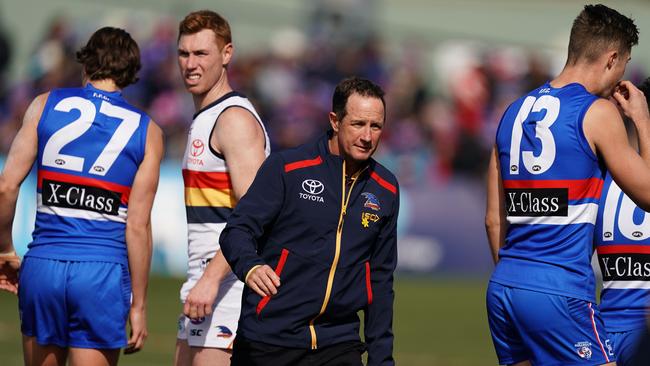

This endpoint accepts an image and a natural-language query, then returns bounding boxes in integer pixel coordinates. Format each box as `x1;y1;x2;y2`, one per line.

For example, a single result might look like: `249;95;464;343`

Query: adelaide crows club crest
361;192;381;211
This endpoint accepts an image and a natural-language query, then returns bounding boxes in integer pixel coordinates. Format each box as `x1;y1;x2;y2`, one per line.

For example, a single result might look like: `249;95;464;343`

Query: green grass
0;276;496;365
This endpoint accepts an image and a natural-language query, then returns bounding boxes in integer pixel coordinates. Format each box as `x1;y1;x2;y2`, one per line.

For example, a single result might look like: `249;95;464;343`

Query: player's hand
613;80;650;124
125;306;147;355
246;265;280;297
183;275;220;320
0;255;21;295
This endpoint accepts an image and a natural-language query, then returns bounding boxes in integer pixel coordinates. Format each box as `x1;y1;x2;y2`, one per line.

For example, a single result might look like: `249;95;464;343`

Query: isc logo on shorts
190;329;203;337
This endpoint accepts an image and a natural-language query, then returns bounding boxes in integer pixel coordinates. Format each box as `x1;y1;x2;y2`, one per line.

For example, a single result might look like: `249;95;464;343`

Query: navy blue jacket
220;132;399;365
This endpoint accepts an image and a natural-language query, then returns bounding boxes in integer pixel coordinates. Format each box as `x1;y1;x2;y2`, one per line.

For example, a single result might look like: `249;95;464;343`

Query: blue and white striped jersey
27;83;150;265
491;82;606;303
595;173;650;332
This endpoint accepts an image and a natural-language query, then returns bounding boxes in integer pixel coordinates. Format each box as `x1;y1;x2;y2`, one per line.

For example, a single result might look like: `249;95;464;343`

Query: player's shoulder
584;97;621;125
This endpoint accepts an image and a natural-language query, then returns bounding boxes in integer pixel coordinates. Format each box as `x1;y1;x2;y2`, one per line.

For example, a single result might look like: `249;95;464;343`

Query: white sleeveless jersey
180;92;270;300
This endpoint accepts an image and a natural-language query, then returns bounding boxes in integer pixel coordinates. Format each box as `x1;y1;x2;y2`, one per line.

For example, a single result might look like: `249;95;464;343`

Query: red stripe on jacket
284;156;323;173
256;249;290;316
370;171;397;194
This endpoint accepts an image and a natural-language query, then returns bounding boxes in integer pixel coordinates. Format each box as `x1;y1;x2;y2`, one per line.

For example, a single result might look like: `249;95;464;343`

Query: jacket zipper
308;162;366;349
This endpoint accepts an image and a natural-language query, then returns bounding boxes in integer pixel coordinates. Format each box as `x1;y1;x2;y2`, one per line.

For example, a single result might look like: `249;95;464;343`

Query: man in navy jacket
220;76;399;366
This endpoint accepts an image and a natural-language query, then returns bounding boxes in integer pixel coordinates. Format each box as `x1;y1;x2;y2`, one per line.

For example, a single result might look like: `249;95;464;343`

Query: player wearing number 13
485;4;650;366
0;27;163;365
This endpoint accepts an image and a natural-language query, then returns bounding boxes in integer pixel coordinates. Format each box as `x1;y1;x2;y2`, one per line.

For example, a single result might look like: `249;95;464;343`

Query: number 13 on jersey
509;95;560;175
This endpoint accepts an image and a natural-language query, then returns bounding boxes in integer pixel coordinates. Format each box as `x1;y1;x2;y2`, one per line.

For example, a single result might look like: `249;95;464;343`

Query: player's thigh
68;347;120;366
510;289;615;365
66;261;131;349
608;329;645;366
485;282;531;365
18;257;69;346
191;347;232;366
175;339;192;366
22;335;68;366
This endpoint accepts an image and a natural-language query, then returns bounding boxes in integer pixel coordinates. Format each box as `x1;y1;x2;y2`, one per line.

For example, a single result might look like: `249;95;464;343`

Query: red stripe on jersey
597;245;650;255
182;170;232;190
370;171;397;194
284;156;323;173
38;170;130;204
503;178;603;200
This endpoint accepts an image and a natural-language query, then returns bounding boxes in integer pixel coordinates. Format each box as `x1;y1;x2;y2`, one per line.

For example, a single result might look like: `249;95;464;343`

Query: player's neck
550;63;603;95
193;73;232;111
87;79;120;93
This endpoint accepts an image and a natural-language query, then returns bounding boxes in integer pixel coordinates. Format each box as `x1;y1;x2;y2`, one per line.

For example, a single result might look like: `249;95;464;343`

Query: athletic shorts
176;277;243;348
607;328;645;366
18;256;131;349
486;281;615;365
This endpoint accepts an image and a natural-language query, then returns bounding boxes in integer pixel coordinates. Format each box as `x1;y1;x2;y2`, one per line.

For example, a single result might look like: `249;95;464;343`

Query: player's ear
329;112;340;132
606;50;619;70
222;43;233;67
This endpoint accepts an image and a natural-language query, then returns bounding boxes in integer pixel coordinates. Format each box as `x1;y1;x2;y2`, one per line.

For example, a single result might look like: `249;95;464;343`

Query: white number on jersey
602;181;650;241
42;96;141;175
509;95;560;175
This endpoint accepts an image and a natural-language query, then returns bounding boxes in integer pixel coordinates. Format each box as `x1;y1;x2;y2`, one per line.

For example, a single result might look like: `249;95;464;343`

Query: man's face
177;29;231;96
330;93;385;165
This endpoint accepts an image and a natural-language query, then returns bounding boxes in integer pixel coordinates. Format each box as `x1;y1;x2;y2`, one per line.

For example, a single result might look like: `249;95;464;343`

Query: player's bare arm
212;106;267;199
485;145;506;264
124;120;163;354
584;96;650;211
0;93;47;294
184;106;268;316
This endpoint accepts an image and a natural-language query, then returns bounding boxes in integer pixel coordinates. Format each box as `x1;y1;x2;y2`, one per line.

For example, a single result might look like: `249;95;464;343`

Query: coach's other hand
246;265;280;297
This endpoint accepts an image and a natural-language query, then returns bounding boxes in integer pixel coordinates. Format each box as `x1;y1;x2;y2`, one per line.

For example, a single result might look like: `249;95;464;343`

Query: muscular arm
0;93;47;294
124;121;163;353
0;93;47;253
184;106;267;318
212;106;267;200
485;145;506;264
584;87;650;210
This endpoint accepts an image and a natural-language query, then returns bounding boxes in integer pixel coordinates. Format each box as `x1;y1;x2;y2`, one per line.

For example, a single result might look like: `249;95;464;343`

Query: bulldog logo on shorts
574;341;593;360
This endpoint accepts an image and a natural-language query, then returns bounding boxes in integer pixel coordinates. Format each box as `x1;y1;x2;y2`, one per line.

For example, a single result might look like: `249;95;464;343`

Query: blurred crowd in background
0;7;647;190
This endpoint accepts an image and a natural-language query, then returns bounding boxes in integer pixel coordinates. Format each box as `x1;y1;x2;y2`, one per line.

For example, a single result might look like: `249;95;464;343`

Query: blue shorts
18;256;131;349
487;281;615;365
607;328;645;366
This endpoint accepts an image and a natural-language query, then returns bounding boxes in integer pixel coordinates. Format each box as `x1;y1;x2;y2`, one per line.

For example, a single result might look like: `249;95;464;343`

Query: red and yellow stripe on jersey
183;169;236;223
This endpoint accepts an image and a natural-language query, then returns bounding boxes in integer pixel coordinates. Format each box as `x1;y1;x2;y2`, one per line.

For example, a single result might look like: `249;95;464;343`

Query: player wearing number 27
0;27;163;366
485;4;650;366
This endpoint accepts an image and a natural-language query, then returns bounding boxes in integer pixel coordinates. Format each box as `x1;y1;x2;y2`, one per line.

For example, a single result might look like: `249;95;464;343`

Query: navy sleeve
364;184;399;366
219;153;286;281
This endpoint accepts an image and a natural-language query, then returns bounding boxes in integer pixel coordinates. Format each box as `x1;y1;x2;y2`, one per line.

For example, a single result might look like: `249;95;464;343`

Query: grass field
0;276;495;365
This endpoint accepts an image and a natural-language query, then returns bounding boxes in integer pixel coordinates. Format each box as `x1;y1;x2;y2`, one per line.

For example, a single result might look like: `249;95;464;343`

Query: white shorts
177;277;243;348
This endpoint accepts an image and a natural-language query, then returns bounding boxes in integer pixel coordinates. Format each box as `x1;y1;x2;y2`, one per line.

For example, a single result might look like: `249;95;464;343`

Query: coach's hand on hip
246;265;280;297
